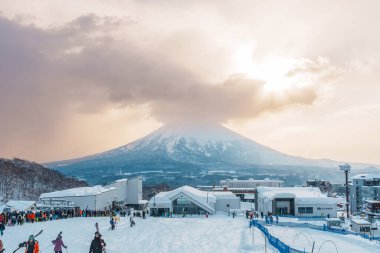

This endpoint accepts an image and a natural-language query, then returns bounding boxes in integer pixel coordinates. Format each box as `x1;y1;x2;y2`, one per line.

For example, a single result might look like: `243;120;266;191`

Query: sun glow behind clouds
232;46;312;92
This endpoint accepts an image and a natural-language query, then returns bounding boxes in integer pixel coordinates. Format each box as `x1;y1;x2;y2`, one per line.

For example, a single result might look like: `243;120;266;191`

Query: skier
89;232;106;253
130;216;135;227
110;217;115;230
21;235;40;253
52;235;67;253
0;239;4;253
142;210;146;219
0;221;5;236
275;215;279;224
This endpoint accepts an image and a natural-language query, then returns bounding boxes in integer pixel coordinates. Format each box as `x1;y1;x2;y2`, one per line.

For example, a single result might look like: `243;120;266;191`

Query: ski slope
2;214;379;253
0;215;273;253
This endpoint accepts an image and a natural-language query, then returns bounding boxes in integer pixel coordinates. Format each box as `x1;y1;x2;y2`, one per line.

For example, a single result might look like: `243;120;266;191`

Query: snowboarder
52;235;67;253
0;239;4;253
89;232;106;253
21;235;40;253
0;221;5;236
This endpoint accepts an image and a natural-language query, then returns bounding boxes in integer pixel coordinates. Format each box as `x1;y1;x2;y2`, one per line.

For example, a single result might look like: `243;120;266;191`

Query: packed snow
2;214;380;253
1;214;274;253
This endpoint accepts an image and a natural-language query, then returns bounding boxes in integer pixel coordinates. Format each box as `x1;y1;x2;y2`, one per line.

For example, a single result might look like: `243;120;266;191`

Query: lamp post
339;164;351;219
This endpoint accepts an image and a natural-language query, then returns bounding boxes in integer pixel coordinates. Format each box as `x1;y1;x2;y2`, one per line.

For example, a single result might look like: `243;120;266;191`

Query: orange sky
0;0;380;164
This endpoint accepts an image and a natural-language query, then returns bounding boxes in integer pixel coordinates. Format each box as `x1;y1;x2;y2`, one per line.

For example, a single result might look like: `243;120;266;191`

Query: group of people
0;206;138;237
0;208;120;228
0;222;117;253
0;233;67;253
0;206;148;253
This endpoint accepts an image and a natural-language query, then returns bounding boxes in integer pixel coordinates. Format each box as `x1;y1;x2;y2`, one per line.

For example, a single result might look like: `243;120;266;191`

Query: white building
220;178;284;188
40;186;117;210
256;187;339;217
107;177;142;204
0;200;36;213
149;185;240;216
351;219;372;234
40;177;143;210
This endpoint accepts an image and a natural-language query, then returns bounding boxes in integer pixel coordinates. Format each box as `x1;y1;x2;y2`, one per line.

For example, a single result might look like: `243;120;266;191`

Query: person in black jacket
89;232;106;253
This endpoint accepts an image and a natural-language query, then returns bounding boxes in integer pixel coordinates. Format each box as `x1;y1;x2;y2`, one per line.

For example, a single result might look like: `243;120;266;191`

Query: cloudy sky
1;0;379;164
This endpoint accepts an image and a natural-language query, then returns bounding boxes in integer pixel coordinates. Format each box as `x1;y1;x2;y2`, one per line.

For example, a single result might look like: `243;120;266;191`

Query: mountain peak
150;121;247;142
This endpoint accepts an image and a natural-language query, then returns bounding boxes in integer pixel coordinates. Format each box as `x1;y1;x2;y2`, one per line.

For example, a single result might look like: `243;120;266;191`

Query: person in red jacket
22;235;39;253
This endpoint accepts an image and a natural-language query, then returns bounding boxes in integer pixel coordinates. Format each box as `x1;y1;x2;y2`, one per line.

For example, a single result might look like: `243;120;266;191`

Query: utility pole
339;164;351;219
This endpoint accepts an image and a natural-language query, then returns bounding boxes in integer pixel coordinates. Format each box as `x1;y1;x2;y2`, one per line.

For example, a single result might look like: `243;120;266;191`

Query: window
298;207;313;214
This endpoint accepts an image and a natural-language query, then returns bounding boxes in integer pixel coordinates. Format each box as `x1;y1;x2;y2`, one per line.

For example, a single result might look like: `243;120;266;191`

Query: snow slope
1;215;274;253
2;215;379;253
266;224;380;253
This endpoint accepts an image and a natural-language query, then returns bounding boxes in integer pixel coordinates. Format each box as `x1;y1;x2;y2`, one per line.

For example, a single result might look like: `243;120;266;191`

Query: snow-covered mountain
47;121;379;185
91;121;309;166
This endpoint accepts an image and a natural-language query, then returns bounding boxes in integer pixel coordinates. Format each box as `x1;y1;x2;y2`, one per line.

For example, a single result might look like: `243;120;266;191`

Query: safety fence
255;220;380;241
250;220;307;253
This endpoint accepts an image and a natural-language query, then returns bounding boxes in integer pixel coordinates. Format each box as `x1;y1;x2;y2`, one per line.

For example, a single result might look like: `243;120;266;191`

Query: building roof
351;219;371;225
257;187;339;204
40;185;116;199
5;200;36;211
352;174;380;180
212;191;238;199
222;178;284;183
148;185;238;214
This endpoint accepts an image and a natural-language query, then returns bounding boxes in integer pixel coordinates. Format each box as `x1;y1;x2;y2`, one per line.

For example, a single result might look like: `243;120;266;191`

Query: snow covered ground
2;214;379;253
266;224;380;253
1;215;274;253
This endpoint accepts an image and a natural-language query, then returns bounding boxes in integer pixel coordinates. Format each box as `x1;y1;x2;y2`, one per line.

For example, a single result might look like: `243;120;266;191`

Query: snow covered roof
5;200;36;211
244;194;255;200
257;187;339;204
115;178;129;182
212;191;239;200
352;174;380;180
351;219;371;225
148;186;238;214
40;185;116;199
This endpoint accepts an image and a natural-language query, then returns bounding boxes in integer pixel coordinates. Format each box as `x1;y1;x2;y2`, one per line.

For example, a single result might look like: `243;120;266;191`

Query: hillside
0;158;88;202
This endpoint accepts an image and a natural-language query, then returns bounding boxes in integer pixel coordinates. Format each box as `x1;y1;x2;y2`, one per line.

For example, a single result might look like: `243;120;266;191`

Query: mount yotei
46;122;379;186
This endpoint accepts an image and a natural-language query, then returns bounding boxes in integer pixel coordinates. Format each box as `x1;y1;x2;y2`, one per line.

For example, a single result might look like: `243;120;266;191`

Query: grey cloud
0;14;318;155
